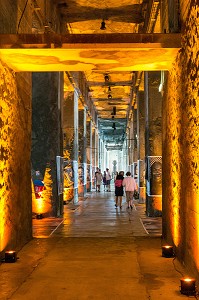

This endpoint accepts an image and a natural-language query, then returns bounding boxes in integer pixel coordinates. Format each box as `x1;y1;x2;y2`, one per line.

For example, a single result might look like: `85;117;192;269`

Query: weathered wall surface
63;91;75;201
162;1;199;278
0;61;32;253
0;1;33;254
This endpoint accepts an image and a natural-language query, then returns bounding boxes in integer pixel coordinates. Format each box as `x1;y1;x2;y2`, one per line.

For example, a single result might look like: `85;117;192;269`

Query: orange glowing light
168;81;181;247
183;278;193;282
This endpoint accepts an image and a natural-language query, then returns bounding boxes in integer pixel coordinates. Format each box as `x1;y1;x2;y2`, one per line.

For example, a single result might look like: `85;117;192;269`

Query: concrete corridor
1;188;187;300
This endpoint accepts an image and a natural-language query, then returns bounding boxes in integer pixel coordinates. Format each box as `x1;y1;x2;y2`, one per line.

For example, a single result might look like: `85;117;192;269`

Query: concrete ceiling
55;0;180;147
0;0;181;149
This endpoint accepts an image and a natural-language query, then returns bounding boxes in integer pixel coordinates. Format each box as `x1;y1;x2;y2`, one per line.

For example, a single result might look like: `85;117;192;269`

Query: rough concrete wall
0;1;32;254
148;72;162;156
63;91;74;201
162;1;199;278
31;72;62;217
0;0;32;34
32;0;61;34
78;108;84;195
0;61;32;253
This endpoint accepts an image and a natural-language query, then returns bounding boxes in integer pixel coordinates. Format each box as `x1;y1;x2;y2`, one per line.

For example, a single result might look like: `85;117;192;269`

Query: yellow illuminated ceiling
0;34;181;72
1;0;181;146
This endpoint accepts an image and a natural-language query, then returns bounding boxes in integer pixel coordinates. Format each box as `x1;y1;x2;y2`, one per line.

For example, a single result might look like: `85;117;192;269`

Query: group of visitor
95;167;138;209
114;171;137;209
95;168;111;192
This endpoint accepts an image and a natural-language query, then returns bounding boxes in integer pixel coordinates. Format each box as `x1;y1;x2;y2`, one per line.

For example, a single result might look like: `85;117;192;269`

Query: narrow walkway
1;189;186;300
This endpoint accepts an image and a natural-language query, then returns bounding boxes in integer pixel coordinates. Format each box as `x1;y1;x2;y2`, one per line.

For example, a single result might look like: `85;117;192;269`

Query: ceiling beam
0;33;181;72
88;81;133;87
0;33;181;48
91;98;128;102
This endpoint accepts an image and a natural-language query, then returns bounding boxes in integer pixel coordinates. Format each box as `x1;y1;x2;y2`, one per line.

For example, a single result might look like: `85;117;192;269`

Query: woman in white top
95;169;103;192
122;171;138;209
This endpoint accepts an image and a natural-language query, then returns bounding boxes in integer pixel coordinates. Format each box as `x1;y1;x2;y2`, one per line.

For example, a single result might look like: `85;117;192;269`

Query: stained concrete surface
0;189;188;299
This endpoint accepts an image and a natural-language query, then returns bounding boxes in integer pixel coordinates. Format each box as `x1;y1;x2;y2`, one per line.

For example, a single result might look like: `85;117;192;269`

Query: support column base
146;195;162;217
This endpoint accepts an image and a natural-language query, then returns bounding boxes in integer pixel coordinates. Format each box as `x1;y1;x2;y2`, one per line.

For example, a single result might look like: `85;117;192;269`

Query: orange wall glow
32;167;52;216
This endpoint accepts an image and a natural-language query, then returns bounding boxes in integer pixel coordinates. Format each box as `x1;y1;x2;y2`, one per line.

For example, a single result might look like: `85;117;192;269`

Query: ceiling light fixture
113;106;116;115
100;20;106;30
104;74;109;82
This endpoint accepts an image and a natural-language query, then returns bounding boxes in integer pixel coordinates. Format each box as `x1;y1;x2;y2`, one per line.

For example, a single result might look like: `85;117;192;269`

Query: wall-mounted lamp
180;278;196;295
113;106;116;116
5;251;17;263
162;245;174;258
100;20;106;30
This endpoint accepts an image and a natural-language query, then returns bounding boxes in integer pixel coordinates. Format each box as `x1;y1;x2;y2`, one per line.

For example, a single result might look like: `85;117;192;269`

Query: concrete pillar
78;104;84;197
73;89;79;204
95;128;99;169
32;72;63;217
92;124;96;189
145;71;162;217
89;119;93;191
83;107;87;196
86;115;91;192
137;91;146;203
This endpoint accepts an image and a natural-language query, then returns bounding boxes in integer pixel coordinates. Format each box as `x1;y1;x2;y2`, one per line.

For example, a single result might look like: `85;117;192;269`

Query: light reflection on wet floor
53;189;162;238
33;188;162;238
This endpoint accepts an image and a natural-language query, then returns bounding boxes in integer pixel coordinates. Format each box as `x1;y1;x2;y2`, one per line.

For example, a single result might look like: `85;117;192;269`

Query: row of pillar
32;71;163;217
127;71;162;217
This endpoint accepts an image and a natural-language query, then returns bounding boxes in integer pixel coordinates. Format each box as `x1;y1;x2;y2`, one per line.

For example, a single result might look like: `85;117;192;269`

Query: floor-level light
162;245;174;257
180;278;196;295
5;251;17;263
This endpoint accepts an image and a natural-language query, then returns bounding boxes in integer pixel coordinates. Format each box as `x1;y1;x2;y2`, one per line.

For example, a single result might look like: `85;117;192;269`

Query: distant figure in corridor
95;168;103;192
103;171;107;191
122;171;138;209
105;168;111;192
114;171;124;208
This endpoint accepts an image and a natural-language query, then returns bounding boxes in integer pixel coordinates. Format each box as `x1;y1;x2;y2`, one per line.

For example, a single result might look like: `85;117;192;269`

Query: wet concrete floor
0;189;188;299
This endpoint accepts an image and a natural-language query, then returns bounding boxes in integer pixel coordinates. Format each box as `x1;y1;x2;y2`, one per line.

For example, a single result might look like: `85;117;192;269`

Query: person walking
103;171;107;191
122;171;138;209
105;168;111;191
114;171;124;208
95;169;103;192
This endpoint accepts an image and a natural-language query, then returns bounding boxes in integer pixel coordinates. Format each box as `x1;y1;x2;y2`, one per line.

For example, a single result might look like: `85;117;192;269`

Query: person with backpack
114;171;124;208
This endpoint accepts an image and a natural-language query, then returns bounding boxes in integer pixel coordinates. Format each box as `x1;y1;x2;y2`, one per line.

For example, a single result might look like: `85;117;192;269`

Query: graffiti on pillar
56;156;64;195
78;163;84;187
133;162;138;179
146;156;162;196
63;159;74;201
138;159;145;187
